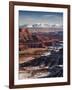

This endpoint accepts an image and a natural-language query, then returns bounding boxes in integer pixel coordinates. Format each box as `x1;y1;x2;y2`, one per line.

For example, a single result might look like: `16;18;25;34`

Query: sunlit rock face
19;27;63;50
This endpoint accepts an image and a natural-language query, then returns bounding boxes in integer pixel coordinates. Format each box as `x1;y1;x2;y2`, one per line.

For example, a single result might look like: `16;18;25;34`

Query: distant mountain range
20;23;63;28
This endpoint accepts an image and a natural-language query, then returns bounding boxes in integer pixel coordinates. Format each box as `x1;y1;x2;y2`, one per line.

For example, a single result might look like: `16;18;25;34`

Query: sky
19;10;63;27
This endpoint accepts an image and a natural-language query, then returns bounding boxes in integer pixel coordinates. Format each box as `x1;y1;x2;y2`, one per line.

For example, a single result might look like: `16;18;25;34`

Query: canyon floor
19;47;63;79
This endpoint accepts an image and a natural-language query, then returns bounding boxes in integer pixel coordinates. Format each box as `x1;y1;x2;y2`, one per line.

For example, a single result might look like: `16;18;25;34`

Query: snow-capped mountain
20;23;63;28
